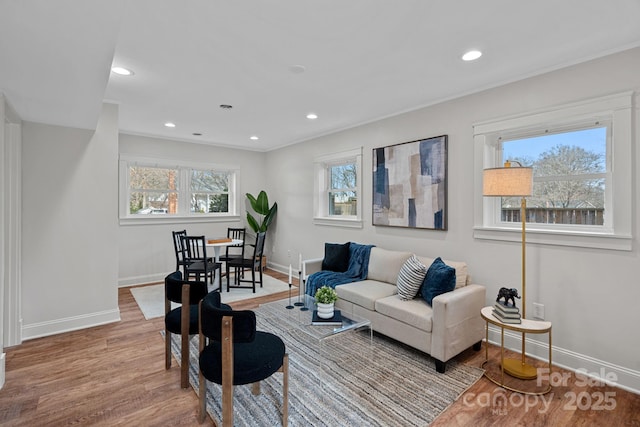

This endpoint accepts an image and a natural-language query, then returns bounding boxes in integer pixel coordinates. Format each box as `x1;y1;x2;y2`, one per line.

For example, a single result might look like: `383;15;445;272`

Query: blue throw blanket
305;243;375;297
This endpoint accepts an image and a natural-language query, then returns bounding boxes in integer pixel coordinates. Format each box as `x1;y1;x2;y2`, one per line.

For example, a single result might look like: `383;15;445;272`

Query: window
190;170;230;214
314;147;363;228
474;92;633;251
119;155;239;223
501;125;608;227
328;162;357;216
129;166;178;215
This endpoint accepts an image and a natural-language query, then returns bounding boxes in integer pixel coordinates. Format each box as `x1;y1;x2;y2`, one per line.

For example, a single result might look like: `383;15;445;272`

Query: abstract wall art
372;135;447;230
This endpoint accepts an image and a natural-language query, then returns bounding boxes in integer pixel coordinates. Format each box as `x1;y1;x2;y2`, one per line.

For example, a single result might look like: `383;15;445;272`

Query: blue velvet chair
197;291;288;425
164;271;209;388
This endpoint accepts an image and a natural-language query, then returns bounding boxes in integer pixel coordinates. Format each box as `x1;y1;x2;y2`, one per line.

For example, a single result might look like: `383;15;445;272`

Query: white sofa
303;247;486;373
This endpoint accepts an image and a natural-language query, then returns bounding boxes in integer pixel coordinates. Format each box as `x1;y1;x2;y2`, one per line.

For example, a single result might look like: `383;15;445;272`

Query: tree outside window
129;166;177;214
191;170;230;214
329;162;357;216
502;126;607;226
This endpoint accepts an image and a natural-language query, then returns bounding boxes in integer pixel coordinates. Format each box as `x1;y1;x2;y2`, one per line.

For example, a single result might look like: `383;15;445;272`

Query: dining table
206;238;243;289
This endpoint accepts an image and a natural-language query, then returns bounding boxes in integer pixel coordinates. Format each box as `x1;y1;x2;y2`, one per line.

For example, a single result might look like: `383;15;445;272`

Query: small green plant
315;286;338;304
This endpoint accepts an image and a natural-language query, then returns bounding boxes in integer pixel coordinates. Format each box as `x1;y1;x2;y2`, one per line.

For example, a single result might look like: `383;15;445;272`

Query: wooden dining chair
218;227;246;266
225;231;265;293
181;235;222;290
172;230;190;275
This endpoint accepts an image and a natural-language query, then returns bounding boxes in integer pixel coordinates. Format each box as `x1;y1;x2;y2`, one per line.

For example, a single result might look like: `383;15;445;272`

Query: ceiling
2;1;640;152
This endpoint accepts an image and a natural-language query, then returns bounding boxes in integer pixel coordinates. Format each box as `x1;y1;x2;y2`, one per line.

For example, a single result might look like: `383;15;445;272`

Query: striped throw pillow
396;255;427;300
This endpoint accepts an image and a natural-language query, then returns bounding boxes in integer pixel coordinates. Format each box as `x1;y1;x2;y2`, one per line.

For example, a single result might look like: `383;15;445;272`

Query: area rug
169;298;484;426
131;274;291;320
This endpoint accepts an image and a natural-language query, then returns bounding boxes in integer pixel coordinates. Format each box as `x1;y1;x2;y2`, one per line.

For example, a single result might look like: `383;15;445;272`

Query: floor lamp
483;160;536;379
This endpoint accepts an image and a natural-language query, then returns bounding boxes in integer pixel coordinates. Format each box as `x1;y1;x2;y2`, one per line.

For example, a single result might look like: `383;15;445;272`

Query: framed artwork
372;135;447;230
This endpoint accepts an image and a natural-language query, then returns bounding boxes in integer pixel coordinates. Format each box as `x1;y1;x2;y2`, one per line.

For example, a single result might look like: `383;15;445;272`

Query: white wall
21;103;120;339
117;134;268;286
265;47;640;392
1;94;23;388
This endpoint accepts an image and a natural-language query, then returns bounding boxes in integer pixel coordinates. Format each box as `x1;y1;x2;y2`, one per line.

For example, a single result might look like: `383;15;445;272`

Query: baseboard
118;272;168;287
22;309;121;341
269;262;295;276
487;325;640;395
0;353;5;390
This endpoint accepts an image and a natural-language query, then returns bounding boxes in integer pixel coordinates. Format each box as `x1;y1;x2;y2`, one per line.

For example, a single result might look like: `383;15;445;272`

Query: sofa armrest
302;257;324;279
430;284;486;363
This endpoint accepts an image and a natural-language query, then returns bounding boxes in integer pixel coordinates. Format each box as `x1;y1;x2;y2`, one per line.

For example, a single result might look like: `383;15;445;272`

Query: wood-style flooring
1;269;638;426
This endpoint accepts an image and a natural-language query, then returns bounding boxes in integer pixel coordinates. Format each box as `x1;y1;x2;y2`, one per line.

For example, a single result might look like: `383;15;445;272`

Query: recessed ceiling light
289;64;306;74
462;50;482;61
250;136;259;141
219;104;233;110
192;132;202;136
164;122;176;128
111;66;134;76
306;113;318;120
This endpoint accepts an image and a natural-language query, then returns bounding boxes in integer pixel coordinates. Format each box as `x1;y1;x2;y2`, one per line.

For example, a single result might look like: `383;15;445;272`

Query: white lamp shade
483;166;533;197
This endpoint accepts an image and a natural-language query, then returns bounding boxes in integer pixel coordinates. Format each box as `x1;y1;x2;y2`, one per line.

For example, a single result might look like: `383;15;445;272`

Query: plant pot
316;302;335;319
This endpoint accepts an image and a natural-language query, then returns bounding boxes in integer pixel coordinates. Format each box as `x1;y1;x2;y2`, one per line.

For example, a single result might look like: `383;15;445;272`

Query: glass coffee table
275;294;373;343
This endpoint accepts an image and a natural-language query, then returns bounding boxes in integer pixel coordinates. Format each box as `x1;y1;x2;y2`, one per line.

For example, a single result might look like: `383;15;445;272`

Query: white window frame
473;92;633;251
313;147;363;228
119;155;241;225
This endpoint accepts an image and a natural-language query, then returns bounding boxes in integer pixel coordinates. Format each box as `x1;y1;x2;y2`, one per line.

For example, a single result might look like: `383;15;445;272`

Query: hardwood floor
1;269;638;426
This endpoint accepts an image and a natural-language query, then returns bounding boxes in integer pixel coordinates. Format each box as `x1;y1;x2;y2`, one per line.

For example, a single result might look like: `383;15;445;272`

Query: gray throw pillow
396;255;427;300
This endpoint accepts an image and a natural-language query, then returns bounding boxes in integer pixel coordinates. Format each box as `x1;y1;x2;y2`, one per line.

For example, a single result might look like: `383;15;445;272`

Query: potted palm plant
245;190;277;270
246;190;278;233
315;286;338;319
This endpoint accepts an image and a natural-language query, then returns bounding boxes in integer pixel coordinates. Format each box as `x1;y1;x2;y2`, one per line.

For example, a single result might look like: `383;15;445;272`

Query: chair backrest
251;231;267;265
199;291;256;343
225;227;246;257
182;235;208;263
165;270;208;305
172;230;187;271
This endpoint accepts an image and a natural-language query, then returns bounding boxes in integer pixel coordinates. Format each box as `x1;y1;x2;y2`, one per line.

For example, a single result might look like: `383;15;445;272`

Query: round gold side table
480;306;552;395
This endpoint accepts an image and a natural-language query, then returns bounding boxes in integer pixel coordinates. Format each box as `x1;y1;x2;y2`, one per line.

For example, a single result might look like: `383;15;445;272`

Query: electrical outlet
533;303;545;320
287;250;291;259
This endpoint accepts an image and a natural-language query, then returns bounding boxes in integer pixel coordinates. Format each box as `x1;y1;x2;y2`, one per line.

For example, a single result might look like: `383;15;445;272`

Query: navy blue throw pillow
421;257;456;305
322;242;350;272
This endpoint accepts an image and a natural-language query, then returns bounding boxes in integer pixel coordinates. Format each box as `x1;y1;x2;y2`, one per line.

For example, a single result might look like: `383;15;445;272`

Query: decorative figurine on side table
496;287;521;308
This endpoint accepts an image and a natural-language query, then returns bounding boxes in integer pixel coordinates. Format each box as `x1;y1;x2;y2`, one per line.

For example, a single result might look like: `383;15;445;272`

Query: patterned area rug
170;299;484;426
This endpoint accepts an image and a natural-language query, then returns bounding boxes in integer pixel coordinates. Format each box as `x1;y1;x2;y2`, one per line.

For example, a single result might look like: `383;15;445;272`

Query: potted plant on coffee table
315;286;338;319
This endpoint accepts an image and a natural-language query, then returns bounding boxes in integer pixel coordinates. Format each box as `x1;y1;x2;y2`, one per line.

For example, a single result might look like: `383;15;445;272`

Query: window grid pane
501;126;607;226
329;191;357;216
191;193;229;214
328;162;357;216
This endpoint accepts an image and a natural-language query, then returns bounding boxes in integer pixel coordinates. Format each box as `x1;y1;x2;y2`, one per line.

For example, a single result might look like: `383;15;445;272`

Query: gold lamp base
502;358;538;380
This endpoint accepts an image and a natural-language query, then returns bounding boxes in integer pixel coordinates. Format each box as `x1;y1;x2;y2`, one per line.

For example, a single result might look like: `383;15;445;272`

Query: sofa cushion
416;255;468;288
335;280;397;311
421;257;456;305
396;255;427;300
375;295;433;332
367;247;412;284
322;242;350;272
